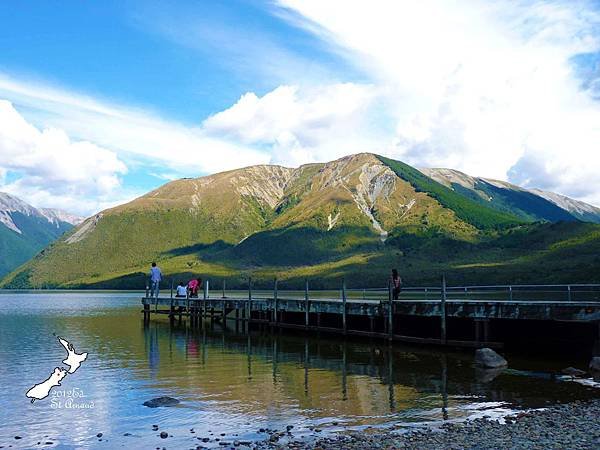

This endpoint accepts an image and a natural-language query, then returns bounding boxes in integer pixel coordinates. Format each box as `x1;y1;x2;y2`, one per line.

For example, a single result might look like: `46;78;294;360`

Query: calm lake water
1;291;599;449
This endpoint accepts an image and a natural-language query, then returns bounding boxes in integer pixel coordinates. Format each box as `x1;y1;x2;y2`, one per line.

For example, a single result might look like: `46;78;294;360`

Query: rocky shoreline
255;399;600;450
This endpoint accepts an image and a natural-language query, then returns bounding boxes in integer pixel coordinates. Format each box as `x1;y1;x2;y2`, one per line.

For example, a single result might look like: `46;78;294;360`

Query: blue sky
0;0;599;215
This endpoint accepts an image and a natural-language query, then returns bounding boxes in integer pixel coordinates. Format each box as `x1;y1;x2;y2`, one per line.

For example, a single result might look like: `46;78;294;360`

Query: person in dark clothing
391;269;402;300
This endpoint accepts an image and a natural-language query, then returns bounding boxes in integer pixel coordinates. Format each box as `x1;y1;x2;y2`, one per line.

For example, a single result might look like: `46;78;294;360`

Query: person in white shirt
175;282;187;298
149;262;162;298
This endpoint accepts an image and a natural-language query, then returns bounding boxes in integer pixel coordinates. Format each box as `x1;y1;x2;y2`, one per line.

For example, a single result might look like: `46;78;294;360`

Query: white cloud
3;0;600;213
0;74;272;215
0;100;130;216
202;83;383;167
274;0;600;206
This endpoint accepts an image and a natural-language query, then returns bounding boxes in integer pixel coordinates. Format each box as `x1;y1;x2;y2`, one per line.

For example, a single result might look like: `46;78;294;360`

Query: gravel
255;399;600;450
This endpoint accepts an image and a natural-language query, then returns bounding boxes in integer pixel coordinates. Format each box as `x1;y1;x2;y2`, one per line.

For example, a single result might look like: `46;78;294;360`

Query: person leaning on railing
391;268;402;300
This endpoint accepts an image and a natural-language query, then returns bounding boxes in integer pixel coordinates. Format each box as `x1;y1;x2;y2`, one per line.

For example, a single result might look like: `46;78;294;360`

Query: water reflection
0;293;598;449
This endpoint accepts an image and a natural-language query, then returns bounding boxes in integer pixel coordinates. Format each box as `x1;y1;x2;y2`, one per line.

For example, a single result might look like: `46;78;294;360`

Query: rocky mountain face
2;154;599;289
0;192;84;278
420;168;600;223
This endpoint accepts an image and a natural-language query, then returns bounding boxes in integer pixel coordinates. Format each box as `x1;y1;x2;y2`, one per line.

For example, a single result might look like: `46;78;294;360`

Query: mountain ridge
420;167;600;223
0;192;84;278
2;154;599;289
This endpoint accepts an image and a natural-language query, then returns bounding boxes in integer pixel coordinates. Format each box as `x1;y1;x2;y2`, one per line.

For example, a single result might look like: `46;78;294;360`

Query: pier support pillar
388;281;394;340
342;279;347;334
441;275;447;345
143;303;150;326
483;320;490;342
304;279;310;329
474;319;490;343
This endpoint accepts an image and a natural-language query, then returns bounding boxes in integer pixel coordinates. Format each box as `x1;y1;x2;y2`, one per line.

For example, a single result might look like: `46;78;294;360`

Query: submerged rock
475;366;505;383
143;396;180;408
474;348;508;369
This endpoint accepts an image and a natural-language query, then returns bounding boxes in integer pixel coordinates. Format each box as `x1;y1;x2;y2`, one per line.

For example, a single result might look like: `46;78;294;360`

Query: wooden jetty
142;279;600;350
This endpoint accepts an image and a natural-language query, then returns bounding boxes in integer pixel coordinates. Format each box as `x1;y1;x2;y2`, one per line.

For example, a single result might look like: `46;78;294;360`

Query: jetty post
222;281;227;321
304;279;310;328
342;279;347;334
388;280;394;340
274;277;279;324
247;277;252;322
222;279;226;299
202;279;208;320
441;275;447;344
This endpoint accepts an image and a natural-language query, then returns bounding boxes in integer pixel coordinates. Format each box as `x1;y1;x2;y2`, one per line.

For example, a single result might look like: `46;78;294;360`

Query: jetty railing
223;284;600;303
144;281;600;305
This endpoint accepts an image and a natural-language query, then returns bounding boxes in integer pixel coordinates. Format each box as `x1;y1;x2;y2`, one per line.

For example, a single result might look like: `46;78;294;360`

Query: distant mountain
420;168;600;224
0;192;83;278
3;153;599;289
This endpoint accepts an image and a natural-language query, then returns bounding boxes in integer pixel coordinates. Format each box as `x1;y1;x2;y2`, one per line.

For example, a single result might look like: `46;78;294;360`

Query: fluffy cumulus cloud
270;0;600;205
202;83;381;166
0;100;129;215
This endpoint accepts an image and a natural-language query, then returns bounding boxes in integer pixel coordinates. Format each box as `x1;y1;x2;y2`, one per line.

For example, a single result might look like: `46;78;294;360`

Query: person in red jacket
187;277;203;297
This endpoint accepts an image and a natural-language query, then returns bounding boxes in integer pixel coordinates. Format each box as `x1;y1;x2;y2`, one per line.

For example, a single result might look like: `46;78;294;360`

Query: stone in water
143;396;180;408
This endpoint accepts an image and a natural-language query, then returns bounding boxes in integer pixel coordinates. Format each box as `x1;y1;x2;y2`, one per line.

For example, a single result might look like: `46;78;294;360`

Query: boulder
562;367;587;378
474;348;508;369
143;396;180;408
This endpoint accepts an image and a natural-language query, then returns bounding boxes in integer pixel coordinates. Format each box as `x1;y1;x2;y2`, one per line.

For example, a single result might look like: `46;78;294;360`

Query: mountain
2;154;599;289
420;168;600;223
0;192;83;278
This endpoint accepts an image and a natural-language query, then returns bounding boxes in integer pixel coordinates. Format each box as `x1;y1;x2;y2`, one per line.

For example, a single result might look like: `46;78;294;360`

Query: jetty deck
142;281;600;350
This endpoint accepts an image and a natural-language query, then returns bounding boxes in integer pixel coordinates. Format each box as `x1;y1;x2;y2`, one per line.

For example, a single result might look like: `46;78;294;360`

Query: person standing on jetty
149;262;162;298
391;269;402;300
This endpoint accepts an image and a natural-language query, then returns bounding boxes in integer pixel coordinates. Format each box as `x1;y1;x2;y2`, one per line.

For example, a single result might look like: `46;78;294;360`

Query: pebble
251;399;600;449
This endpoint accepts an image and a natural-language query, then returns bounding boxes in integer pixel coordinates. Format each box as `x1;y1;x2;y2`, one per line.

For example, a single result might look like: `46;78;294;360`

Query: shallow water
0;291;598;449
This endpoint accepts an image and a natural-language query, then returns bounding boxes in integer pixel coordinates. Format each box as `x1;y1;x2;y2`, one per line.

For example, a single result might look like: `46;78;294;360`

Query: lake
1;291;598;449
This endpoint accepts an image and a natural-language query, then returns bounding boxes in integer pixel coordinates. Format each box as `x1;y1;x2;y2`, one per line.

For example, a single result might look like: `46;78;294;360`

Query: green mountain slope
378;156;522;229
2;154;599;289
